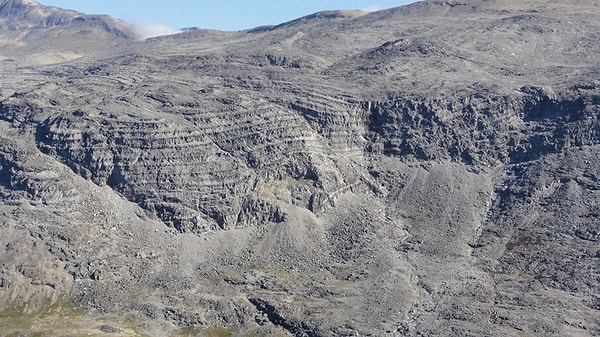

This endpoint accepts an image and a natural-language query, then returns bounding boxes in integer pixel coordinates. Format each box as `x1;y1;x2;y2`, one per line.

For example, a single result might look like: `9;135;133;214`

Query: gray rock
99;325;120;333
0;0;599;336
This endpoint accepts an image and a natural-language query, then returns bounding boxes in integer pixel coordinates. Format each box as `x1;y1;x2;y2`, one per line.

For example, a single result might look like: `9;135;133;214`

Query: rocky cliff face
0;0;599;336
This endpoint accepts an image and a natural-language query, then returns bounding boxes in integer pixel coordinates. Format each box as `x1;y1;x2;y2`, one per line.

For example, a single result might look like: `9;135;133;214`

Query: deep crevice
248;297;319;337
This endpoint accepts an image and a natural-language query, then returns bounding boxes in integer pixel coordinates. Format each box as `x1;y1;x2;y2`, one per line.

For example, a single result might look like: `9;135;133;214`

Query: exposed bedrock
1;0;600;335
20;84;598;233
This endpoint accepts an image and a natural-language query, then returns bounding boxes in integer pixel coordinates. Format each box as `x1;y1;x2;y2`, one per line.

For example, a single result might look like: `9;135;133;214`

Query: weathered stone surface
0;0;599;336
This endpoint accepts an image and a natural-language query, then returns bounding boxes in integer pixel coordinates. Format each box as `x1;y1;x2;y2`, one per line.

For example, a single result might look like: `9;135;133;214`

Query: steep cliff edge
0;1;599;336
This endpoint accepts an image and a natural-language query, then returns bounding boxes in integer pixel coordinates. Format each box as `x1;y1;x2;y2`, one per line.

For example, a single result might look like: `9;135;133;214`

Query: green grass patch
0;296;83;336
171;326;236;337
172;325;202;336
204;327;236;337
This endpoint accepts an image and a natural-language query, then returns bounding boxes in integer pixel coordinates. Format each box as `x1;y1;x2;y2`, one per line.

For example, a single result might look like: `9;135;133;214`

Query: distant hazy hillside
0;0;134;64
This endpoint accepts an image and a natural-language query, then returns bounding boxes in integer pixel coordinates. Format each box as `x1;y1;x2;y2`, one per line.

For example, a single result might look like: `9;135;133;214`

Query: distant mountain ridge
0;0;134;64
0;0;79;29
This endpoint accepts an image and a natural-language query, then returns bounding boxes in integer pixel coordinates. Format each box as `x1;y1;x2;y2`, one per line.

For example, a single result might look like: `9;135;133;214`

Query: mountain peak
0;0;38;6
0;0;75;29
0;0;40;12
0;0;135;64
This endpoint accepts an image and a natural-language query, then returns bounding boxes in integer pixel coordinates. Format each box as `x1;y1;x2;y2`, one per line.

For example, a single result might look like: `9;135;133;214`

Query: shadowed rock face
0;0;599;336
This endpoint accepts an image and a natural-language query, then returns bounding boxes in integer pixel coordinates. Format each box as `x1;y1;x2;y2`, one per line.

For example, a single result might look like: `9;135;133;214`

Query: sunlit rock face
0;0;134;64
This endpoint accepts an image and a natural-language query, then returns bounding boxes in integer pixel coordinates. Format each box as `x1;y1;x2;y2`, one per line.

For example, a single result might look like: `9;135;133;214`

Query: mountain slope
0;1;599;336
0;0;134;64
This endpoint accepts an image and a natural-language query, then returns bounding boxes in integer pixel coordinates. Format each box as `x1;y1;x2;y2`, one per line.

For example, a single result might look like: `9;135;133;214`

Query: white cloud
128;22;182;39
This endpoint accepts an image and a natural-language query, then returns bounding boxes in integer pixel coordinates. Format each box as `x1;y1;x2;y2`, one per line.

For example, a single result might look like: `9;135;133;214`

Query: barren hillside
0;0;599;336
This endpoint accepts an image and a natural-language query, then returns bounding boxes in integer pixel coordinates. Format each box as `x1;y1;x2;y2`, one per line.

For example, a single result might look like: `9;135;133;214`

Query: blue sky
38;1;417;31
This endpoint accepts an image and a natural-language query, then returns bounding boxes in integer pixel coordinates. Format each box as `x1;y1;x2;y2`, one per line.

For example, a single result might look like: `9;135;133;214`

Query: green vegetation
0;297;153;337
0;296;81;333
172;326;236;337
204;327;236;337
173;325;203;336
